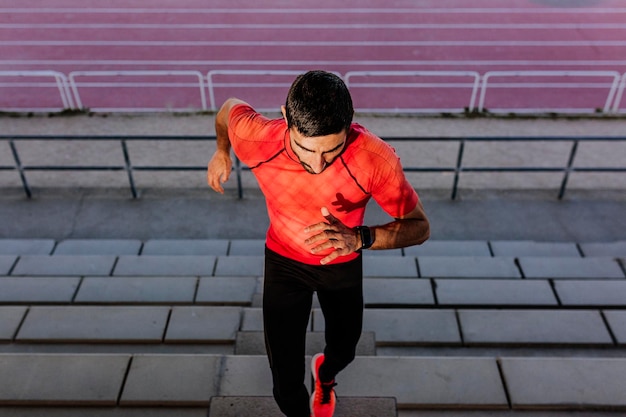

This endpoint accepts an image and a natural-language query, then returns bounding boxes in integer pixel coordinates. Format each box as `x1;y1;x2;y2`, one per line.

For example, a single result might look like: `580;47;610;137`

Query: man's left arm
365;199;430;250
305;201;430;265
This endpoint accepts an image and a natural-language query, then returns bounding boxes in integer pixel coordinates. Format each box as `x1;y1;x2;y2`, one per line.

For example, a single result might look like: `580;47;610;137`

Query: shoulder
229;104;286;142
228;103;263;126
345;123;401;167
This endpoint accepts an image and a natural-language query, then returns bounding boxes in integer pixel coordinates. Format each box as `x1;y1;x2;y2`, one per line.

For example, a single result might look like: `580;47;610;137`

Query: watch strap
356;226;374;250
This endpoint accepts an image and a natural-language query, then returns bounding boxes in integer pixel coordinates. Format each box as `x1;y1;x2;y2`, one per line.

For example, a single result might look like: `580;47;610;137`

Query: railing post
9;139;32;198
235;156;244;199
451;139;465;200
559;139;579;200
120;139;138;198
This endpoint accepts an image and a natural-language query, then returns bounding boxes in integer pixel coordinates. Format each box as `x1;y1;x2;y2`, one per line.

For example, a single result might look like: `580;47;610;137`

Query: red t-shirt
228;104;419;265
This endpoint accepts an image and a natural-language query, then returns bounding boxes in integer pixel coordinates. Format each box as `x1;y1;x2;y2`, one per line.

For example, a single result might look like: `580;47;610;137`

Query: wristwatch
355;226;374;250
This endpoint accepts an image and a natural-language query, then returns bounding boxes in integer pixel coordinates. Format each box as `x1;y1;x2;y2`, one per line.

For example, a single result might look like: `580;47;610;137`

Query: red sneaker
310;353;337;417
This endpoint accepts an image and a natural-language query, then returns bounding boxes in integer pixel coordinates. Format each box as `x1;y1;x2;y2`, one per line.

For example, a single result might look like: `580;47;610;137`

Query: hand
304;207;360;265
207;150;232;194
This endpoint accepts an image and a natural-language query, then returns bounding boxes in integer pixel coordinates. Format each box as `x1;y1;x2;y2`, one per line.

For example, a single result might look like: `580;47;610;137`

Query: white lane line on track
1;8;626;14
4;40;626;46
3;59;626;67
2;23;626;30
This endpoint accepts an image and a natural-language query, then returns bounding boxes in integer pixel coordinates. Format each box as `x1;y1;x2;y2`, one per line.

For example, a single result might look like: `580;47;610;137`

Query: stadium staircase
0;238;625;416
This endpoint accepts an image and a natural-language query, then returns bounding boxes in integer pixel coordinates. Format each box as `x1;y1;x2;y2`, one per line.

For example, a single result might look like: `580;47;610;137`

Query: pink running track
1;0;625;113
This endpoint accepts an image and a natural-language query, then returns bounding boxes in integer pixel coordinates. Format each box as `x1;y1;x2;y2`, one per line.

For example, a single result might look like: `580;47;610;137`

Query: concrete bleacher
2;112;626;416
1;238;625;416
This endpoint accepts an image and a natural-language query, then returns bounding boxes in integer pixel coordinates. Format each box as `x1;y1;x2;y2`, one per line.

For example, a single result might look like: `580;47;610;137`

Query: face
282;106;347;175
289;127;346;175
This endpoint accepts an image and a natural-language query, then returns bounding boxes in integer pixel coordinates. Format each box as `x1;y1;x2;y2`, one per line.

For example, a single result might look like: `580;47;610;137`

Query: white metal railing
478;71;622;114
2;69;626;114
344;70;481;113
68;70;207;112
613;72;626;114
207;70;342;111
207;70;303;111
0;70;74;111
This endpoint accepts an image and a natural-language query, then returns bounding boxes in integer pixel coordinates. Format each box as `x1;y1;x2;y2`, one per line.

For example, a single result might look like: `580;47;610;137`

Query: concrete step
2;305;625;348
4;275;626;308
0;407;210;417
1;353;626;411
1;239;624;280
2;238;625;259
208;396;397;417
1;238;625;414
1;408;625;417
234;331;377;356
4;253;624;279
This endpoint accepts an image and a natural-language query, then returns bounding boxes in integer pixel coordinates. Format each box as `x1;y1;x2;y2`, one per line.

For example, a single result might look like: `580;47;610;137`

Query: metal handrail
1;135;625;200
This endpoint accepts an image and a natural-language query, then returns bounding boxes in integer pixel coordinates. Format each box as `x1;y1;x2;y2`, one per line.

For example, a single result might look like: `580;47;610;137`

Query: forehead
290;128;346;152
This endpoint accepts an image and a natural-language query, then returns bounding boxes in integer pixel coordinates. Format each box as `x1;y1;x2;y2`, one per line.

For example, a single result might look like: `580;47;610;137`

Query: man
207;70;429;417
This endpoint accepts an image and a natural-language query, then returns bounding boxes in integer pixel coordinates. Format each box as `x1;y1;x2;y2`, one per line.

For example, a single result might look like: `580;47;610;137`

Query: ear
280;105;288;123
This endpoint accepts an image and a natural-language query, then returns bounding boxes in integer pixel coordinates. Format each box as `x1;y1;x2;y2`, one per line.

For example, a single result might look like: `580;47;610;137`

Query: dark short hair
284;70;354;137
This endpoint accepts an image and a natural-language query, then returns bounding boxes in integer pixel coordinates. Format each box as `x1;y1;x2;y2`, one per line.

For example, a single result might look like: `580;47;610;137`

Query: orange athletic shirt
229;104;419;265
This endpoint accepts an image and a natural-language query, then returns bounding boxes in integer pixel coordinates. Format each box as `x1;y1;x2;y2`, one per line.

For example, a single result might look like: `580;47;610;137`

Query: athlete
207;70;429;417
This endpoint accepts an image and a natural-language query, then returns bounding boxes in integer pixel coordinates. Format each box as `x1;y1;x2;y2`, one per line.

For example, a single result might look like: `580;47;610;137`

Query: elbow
415;219;430;245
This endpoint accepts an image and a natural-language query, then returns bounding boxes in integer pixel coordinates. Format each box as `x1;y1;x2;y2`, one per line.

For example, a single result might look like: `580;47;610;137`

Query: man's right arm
207;98;249;193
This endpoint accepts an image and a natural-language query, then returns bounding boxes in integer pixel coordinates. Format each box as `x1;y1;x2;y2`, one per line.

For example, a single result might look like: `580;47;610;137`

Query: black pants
263;248;364;417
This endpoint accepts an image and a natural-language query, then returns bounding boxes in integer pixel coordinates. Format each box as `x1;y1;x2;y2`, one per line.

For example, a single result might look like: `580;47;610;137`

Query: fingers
303;222;334;239
207;170;225;194
320;252;339;265
321;206;340;224
304;211;339;248
220;170;230;186
206;167;219;193
310;239;357;264
303;211;342;245
211;183;224;194
303;223;322;234
306;231;338;249
310;238;350;254
309;237;351;266
207;154;232;194
304;207;339;234
303;207;358;264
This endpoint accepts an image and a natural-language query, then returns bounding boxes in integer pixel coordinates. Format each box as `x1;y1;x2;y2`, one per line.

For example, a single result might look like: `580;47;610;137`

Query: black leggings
263;247;364;417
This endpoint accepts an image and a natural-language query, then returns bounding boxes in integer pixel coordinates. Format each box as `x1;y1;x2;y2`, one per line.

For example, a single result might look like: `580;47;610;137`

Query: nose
310;155;327;174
